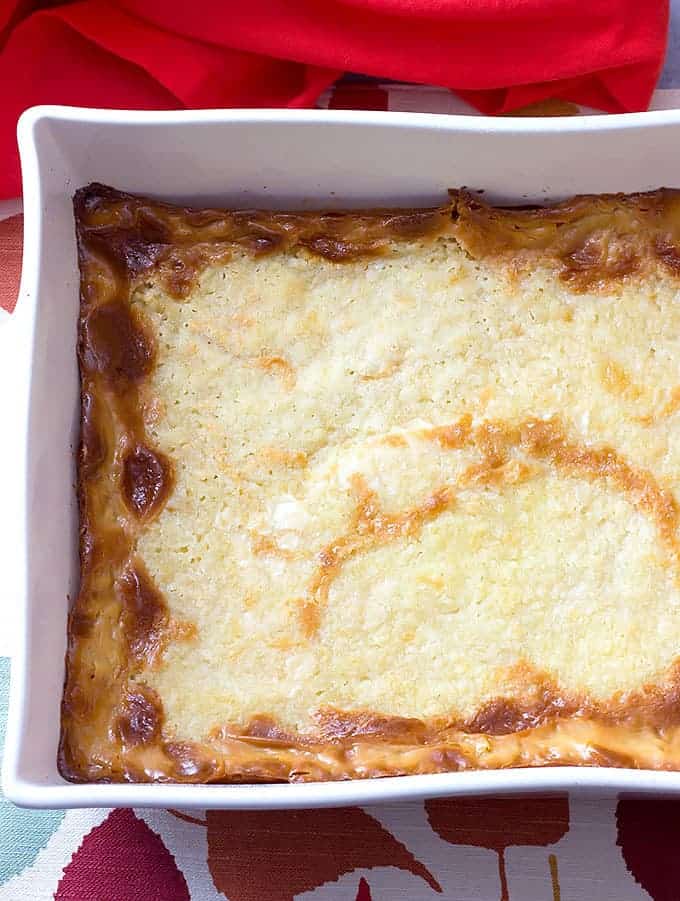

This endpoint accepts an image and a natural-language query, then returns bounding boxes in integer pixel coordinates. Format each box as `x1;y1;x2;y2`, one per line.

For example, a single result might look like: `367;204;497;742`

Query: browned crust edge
61;183;680;784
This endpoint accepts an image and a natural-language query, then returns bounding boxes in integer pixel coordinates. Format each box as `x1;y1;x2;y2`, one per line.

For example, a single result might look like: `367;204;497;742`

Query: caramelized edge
74;182;680;297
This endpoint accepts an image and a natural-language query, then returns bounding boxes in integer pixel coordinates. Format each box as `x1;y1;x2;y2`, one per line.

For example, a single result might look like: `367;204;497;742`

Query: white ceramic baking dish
6;105;680;809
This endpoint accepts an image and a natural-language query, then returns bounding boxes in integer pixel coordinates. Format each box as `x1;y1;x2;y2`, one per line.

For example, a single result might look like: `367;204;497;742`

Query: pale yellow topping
131;237;680;739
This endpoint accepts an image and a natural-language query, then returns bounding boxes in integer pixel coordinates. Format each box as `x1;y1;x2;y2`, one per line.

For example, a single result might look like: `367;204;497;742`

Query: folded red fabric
0;0;669;198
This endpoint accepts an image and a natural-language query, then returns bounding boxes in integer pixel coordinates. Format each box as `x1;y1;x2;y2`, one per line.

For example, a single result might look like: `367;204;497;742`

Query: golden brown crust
74;182;680;298
450;187;680;291
73;182;453;299
63;184;680;784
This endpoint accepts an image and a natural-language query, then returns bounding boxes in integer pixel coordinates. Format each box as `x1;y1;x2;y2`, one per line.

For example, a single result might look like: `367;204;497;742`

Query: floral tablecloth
5;10;680;898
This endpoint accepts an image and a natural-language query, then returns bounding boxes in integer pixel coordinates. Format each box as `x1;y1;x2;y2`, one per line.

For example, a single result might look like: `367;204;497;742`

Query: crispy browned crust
62;183;680;784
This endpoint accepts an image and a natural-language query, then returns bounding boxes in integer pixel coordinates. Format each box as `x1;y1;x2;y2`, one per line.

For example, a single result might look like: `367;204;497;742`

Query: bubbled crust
62;184;680;784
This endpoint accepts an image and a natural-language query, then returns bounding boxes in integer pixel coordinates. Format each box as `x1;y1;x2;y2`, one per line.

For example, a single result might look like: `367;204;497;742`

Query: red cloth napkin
0;0;669;199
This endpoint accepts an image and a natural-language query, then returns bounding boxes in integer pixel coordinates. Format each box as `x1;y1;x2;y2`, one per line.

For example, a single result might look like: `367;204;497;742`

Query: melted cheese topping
131;236;680;741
